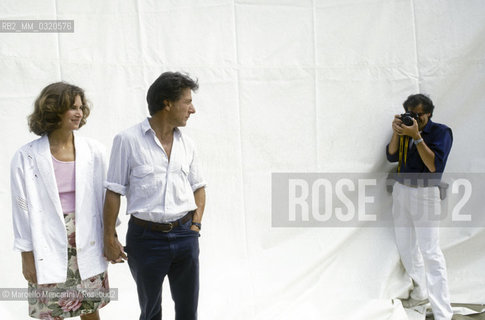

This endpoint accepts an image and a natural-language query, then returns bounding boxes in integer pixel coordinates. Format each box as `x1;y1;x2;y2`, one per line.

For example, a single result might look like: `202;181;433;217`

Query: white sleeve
10;151;33;252
92;140;108;213
105;134;130;196
188;145;207;192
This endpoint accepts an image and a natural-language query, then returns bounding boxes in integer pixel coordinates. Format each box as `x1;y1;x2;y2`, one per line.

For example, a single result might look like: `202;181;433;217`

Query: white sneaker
401;297;429;308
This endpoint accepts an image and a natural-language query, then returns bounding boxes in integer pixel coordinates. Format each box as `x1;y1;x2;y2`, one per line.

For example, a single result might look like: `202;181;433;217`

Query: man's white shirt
105;118;206;223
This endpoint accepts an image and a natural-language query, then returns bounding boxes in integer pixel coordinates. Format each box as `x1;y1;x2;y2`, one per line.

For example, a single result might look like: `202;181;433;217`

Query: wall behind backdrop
1;1;484;319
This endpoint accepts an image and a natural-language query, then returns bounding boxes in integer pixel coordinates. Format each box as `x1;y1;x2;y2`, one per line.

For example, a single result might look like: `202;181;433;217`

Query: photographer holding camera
386;94;453;320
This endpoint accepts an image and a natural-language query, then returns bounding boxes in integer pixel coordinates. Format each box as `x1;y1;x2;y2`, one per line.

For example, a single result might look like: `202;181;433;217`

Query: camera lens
400;112;417;126
402;116;413;126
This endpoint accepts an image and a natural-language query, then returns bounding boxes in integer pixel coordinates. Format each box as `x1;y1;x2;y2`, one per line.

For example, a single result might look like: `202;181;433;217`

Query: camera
400;112;418;126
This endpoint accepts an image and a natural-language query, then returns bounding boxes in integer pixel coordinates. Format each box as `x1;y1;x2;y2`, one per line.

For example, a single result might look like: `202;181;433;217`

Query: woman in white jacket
10;82;110;320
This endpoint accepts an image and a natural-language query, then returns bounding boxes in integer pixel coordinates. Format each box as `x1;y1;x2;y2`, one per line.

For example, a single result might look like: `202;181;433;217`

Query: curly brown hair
28;82;91;135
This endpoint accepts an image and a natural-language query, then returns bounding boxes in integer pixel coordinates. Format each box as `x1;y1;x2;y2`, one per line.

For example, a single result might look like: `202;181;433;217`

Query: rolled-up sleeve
10;151;33;252
429;127;453;173
386;144;399;162
188;146;207;192
105;134;130;196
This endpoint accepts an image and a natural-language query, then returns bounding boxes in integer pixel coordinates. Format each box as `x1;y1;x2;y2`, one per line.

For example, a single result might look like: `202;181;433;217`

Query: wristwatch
192;222;202;230
414;138;424;145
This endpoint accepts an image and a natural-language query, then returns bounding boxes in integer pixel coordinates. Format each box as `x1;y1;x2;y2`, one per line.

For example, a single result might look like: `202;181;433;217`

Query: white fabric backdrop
1;0;484;319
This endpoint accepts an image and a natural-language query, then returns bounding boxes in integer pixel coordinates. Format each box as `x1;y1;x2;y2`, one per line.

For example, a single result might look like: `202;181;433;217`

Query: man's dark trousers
126;217;200;320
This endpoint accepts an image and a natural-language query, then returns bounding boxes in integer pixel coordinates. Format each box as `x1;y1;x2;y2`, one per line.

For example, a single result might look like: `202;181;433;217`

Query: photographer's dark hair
28;82;90;136
403;94;434;118
147;72;199;116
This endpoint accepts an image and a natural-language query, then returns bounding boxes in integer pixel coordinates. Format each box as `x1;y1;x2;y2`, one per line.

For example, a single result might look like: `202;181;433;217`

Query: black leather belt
130;212;193;233
398;181;438;188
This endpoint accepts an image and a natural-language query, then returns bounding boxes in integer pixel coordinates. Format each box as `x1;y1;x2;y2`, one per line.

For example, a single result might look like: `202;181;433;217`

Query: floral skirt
28;212;110;319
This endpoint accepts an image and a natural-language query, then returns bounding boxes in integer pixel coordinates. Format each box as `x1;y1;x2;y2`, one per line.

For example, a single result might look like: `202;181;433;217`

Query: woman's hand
21;251;37;284
103;235;127;264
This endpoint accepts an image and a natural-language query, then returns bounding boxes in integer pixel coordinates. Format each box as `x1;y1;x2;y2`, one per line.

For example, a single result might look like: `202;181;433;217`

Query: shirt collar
422;119;433;134
141;118;152;134
141;117;181;137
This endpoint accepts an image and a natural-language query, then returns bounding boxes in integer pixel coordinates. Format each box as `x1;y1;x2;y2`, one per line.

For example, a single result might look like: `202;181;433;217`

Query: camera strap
397;135;410;173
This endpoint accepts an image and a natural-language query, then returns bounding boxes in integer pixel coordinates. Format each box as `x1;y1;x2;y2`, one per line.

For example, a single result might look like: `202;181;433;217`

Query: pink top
52;155;75;214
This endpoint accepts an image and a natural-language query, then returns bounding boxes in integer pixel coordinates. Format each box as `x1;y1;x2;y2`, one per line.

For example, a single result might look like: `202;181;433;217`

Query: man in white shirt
103;72;206;320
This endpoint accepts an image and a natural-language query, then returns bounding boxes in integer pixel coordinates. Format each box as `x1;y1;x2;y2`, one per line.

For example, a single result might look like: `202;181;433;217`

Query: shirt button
90;241;96;246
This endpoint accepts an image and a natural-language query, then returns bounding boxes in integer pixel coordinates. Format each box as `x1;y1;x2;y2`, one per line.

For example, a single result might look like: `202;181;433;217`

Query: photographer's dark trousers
125;215;200;320
392;182;452;320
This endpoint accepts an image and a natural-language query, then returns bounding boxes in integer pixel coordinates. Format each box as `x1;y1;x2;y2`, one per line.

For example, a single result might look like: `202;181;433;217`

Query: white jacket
10;133;108;284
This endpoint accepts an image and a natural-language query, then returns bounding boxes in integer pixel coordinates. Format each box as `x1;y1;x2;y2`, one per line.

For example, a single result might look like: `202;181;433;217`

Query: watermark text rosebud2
271;173;484;228
288;178;377;222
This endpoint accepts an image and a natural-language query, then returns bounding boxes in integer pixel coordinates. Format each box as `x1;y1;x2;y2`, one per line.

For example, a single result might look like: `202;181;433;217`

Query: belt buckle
162;223;173;233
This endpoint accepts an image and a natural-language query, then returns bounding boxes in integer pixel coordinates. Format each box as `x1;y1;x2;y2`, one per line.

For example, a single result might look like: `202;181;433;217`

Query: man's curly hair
146;72;198;116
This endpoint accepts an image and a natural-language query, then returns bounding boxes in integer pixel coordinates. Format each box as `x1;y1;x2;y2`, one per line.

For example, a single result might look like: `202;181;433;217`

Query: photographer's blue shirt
386;119;453;185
